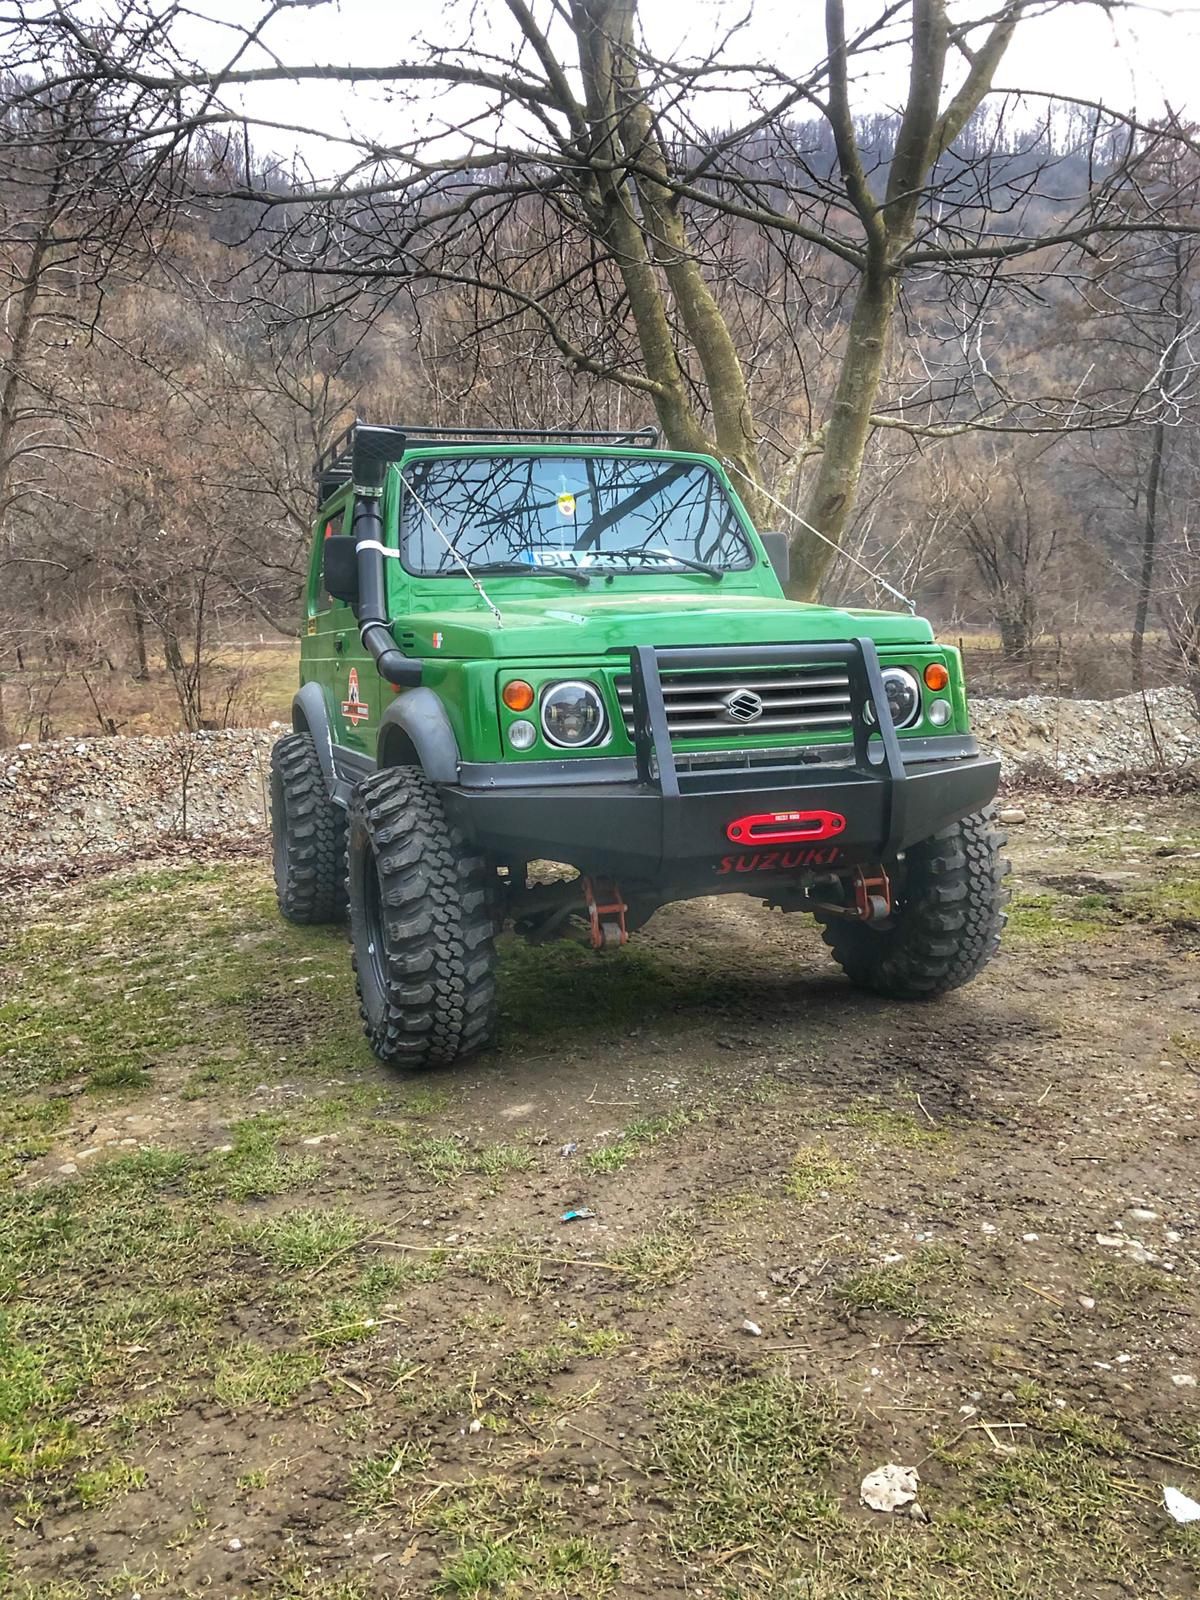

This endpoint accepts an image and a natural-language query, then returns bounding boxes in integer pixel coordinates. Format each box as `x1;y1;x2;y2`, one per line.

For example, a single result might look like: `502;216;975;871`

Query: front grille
615;666;853;741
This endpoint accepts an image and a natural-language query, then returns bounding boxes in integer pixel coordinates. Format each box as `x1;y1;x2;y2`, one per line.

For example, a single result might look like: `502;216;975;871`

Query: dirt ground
1;793;1199;1599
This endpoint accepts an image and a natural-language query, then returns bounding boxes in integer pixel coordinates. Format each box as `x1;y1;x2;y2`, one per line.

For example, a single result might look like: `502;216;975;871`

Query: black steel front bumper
441;639;1001;882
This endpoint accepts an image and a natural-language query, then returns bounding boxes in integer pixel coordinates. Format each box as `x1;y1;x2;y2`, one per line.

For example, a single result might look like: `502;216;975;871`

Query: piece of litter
860;1463;922;1516
227;1538;244;1552
741;1319;763;1337
560;1142;579;1158
561;1208;595;1223
1022;1232;1039;1243
1163;1486;1200;1524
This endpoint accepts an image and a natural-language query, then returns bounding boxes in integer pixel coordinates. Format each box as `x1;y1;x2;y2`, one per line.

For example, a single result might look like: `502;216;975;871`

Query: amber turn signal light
923;663;950;692
502;679;535;712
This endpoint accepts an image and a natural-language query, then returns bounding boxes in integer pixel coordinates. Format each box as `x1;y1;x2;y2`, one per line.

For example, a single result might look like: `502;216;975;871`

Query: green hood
397;589;932;660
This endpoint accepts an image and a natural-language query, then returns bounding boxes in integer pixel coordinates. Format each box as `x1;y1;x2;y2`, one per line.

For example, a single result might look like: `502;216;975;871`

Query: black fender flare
291;681;353;806
377;688;461;783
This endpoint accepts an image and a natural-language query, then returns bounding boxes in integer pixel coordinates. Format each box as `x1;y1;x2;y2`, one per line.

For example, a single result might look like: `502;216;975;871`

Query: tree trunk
791;265;896;597
131;599;149;679
1131;416;1166;688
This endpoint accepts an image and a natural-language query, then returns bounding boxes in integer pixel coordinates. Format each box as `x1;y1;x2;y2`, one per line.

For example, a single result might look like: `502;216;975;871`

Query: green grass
584;1110;700;1175
213;1346;323;1408
835;1246;964;1336
649;1373;849;1556
348;1442;430;1515
414;1477;618;1598
1006;891;1113;946
607;1217;697;1286
249;1208;367;1271
73;1456;148;1509
1120;869;1200;928
787;1141;856;1202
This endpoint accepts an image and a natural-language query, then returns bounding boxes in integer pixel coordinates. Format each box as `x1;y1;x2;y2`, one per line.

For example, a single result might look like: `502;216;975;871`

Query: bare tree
8;1;1200;600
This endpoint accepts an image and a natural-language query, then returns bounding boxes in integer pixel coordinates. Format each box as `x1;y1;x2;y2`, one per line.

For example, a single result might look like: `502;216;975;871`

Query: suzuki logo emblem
722;688;764;723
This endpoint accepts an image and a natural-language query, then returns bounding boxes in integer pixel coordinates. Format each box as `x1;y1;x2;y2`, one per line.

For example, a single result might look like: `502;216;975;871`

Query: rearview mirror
760;531;790;587
323;534;359;606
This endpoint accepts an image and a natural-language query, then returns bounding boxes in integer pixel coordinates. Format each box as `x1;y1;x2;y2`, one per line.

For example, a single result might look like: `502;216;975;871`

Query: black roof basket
313;421;661;510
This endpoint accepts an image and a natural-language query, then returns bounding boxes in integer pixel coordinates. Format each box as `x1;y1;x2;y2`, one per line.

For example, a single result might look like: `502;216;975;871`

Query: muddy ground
1;793;1199;1599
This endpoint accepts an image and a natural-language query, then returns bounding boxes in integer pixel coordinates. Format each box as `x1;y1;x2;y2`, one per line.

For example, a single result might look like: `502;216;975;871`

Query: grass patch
407;1135;532;1184
205;1115;323;1201
842;1099;945;1147
1007;891;1113;946
649;1372;849;1557
250;1208;367;1271
213;1345;323;1408
73;1456;148;1509
584;1110;700;1175
787;1141;855;1202
415;1477;618;1598
608;1217;697;1286
835;1246;964;1336
348;1442;430;1516
1119;870;1200;929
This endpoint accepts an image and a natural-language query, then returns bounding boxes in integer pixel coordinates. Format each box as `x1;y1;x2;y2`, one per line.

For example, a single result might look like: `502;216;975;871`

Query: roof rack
314;420;661;510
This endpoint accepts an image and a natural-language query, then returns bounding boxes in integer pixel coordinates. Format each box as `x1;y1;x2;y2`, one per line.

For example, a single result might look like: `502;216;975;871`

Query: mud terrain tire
270;732;347;925
347;766;498;1069
819;806;1009;999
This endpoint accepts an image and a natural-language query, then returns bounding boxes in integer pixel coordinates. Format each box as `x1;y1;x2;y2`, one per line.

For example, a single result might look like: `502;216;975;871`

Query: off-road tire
270;732;347;925
347;766;498;1069
819;806;1009;999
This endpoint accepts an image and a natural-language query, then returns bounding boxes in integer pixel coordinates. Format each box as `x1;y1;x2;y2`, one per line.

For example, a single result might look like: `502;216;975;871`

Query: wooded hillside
1;0;1198;740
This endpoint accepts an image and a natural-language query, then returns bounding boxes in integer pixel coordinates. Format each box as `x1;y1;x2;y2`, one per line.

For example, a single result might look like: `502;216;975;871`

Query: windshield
398;454;755;576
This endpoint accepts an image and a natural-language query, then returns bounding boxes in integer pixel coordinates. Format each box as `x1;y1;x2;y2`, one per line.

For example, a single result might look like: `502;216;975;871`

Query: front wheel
346;767;498;1069
819;807;1009;999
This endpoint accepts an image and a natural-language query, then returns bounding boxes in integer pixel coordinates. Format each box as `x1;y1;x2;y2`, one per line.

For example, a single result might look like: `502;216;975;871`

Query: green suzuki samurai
270;422;1007;1068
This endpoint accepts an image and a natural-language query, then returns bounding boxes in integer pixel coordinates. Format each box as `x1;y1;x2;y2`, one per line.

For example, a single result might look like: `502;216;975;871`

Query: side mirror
760;531;790;587
323;535;359;606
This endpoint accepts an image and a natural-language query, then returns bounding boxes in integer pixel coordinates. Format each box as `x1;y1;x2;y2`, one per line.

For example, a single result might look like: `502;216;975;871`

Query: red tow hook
725;809;847;846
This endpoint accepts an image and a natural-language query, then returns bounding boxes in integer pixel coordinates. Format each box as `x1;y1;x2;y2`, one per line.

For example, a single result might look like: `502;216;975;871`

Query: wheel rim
362;847;390;996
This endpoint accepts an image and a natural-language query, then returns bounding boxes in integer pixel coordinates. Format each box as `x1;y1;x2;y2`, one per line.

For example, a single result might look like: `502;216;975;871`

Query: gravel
1;687;1196;868
972;686;1199;783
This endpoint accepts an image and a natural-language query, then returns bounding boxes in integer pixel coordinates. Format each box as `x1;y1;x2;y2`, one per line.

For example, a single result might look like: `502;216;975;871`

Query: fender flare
377;688;461;784
291;682;351;805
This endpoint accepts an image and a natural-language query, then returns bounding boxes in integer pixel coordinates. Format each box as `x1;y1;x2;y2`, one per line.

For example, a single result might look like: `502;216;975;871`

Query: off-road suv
270;421;1007;1068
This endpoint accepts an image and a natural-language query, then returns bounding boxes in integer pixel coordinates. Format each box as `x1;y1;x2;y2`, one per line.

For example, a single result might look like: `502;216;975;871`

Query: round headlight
865;667;922;731
541;680;607;748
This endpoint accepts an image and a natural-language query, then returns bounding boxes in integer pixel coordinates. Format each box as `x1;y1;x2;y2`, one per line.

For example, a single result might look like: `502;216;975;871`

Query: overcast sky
173;0;1200;177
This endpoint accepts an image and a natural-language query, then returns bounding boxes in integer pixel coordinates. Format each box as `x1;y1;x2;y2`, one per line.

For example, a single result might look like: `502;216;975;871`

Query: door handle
334;637;345;653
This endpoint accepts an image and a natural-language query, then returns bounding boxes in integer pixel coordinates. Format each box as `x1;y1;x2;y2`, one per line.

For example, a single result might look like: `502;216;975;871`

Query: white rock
741;1319;763;1337
1171;1374;1197;1388
860;1463;921;1515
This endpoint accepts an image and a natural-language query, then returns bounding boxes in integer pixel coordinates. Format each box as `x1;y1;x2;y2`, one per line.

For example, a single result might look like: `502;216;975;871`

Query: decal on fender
341;666;370;726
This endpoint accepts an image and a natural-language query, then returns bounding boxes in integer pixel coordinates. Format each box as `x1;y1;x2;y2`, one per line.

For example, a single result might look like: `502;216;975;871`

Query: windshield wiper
593;546;724;580
474;560;591;587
